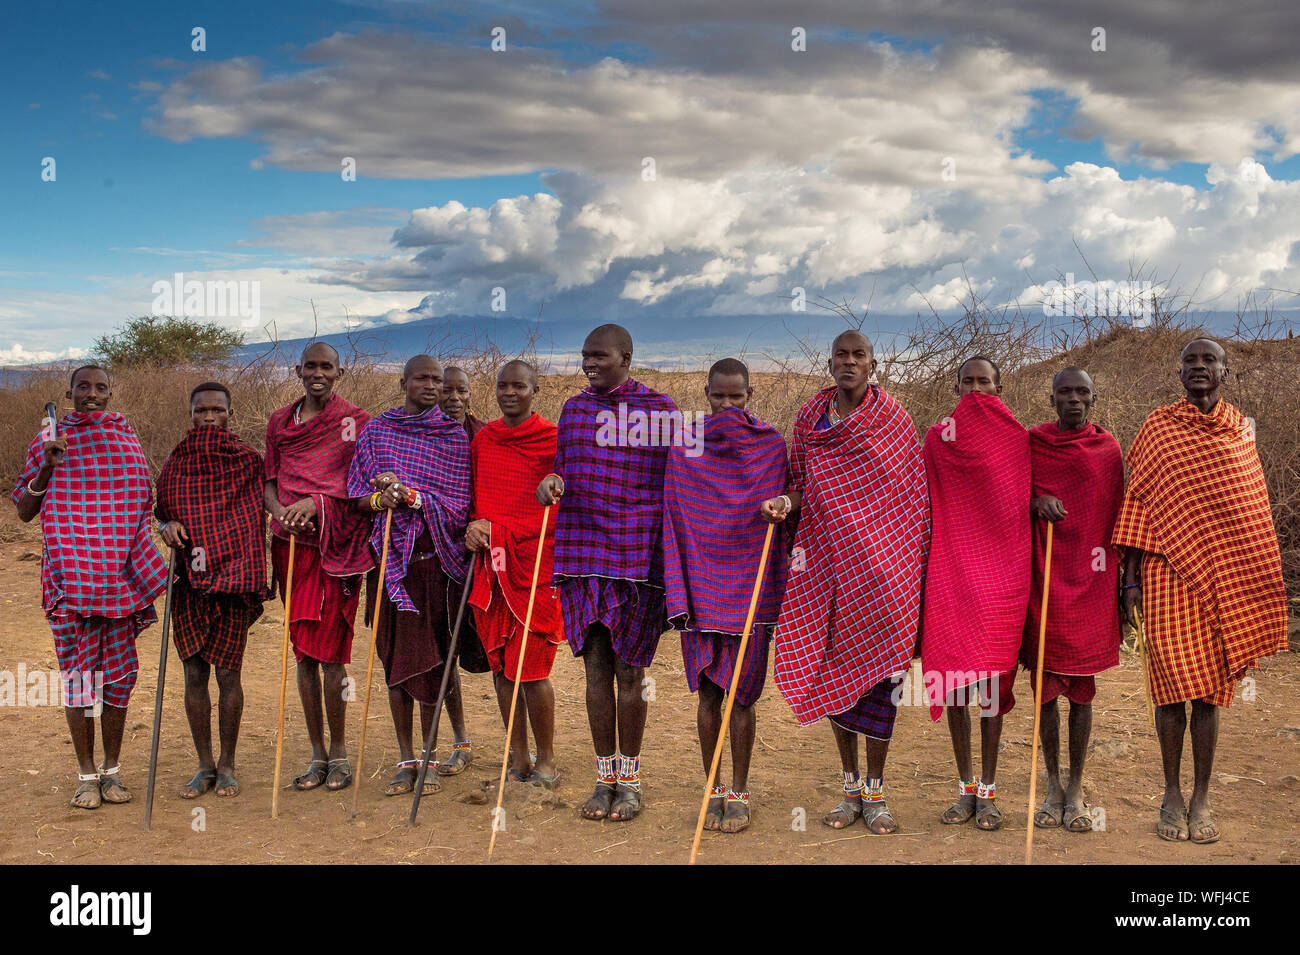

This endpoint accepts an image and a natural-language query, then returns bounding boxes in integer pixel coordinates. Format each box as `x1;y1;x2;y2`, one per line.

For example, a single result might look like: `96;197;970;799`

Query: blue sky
3;0;1297;364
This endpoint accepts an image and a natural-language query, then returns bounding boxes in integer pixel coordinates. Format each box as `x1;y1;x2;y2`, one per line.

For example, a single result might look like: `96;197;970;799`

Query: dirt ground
2;532;1297;866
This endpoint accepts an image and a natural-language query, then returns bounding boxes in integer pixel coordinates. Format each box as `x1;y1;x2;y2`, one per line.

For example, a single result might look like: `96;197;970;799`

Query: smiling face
958;358;1000;396
1050;368;1094;430
827;332;876;392
581;332;631;393
68;367;111;412
441;368;471;420
402;356;444;413
496;361;537;423
1180;339;1228;397
295;343;341;402
706;372;752;413
191;390;231;429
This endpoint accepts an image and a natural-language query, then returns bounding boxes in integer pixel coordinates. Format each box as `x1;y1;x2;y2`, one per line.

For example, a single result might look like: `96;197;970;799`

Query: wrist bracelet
778;494;792;512
1121;582;1140;591
370;491;383;511
26;480;47;497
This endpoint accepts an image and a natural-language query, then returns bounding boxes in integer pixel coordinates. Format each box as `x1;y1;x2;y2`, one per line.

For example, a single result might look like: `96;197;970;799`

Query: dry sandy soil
2;533;1297;866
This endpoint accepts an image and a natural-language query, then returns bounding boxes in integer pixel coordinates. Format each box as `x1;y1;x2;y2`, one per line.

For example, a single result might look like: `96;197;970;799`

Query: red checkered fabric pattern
1112;398;1288;704
14;411;167;617
919;393;1031;720
773;386;930;725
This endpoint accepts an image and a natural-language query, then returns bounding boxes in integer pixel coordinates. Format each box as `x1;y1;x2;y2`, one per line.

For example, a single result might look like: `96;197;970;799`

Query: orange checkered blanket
1112;398;1288;702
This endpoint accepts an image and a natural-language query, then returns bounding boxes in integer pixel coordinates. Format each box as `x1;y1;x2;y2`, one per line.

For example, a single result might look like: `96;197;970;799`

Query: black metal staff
409;557;476;826
142;547;178;830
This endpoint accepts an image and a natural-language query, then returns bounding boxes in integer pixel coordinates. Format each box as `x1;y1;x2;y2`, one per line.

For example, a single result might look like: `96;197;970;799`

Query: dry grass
2;313;1297;593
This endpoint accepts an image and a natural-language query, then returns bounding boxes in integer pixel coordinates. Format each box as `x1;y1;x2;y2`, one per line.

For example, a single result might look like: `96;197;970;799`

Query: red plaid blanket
1022;421;1125;675
13;411;167;616
1112;398;1288;677
774;386;930;725
265;393;372;576
157;425;267;595
920;392;1030;716
468;412;562;639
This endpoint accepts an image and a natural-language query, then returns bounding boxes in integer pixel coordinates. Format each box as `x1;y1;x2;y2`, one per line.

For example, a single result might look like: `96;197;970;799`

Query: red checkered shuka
13;411;167;616
1022;421;1125;676
467;412;562;641
774;386;931;725
919;392;1031;718
1112;398;1288;692
264;392;372;576
156;425;267;594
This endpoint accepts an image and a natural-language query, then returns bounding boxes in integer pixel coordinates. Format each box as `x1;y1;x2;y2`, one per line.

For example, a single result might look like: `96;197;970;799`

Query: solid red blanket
157;425;267;595
920;392;1030;718
468;412;562;640
774;386;931;725
1022;421;1124;675
265;393;372;576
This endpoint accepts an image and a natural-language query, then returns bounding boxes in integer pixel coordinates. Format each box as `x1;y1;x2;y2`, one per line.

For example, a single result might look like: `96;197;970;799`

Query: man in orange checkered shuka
1112;338;1289;847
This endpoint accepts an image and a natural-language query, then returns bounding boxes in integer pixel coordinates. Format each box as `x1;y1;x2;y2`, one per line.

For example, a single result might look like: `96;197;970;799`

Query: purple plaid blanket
552;378;677;584
347;406;471;610
664;406;788;634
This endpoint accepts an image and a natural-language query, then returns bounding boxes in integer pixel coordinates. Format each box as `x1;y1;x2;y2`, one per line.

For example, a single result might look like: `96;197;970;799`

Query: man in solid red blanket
156;382;268;800
264;342;373;793
1023;367;1124;833
536;324;677;823
466;360;564;787
762;331;930;835
13;365;168;809
920;356;1030;832
1112;339;1288;845
432;363;492;776
664;358;789;833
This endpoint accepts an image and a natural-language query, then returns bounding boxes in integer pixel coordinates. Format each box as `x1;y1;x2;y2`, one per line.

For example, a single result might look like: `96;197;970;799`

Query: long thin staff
1134;609;1156;727
409;557;477;825
1025;521;1054;865
271;534;296;819
352;508;394;816
142;548;178;830
690;522;776;865
488;505;553;859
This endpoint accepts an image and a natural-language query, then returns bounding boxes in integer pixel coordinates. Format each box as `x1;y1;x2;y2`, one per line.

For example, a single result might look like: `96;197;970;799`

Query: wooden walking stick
1134;608;1156;727
271;534;296;819
409;557;477;826
488;504;552;859
142;548;178;830
1025;521;1054;865
690;523;776;865
352;507;394;817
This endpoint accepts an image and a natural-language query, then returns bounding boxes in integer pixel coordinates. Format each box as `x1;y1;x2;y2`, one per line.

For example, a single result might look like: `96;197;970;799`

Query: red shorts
272;536;361;665
472;577;560;682
1029;670;1097;705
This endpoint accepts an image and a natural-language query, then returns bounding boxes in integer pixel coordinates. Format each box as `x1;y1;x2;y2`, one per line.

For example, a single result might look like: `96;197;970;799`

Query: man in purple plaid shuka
537;324;676;824
663;358;788;835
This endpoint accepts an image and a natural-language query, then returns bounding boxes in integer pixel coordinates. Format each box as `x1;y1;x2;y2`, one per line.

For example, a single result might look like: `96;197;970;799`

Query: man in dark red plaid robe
467;360;564;787
156;382;267;800
763;332;930;836
13;365;168;810
264;342;372;793
347;354;474;797
664;358;788;834
537;324;676;823
1024;367;1124;834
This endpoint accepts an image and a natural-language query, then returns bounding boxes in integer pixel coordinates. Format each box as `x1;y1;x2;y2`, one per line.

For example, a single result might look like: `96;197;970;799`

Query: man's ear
65;389;72;400
996;383;1003;395
337;366;346;380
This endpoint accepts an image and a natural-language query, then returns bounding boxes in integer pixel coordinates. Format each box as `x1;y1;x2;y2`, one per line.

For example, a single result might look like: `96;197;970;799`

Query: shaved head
1182;337;1226;362
1052;365;1094;391
444;365;469;386
500;359;538;388
301;341;339;365
831;329;873;356
404;353;442;377
586;323;633;358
